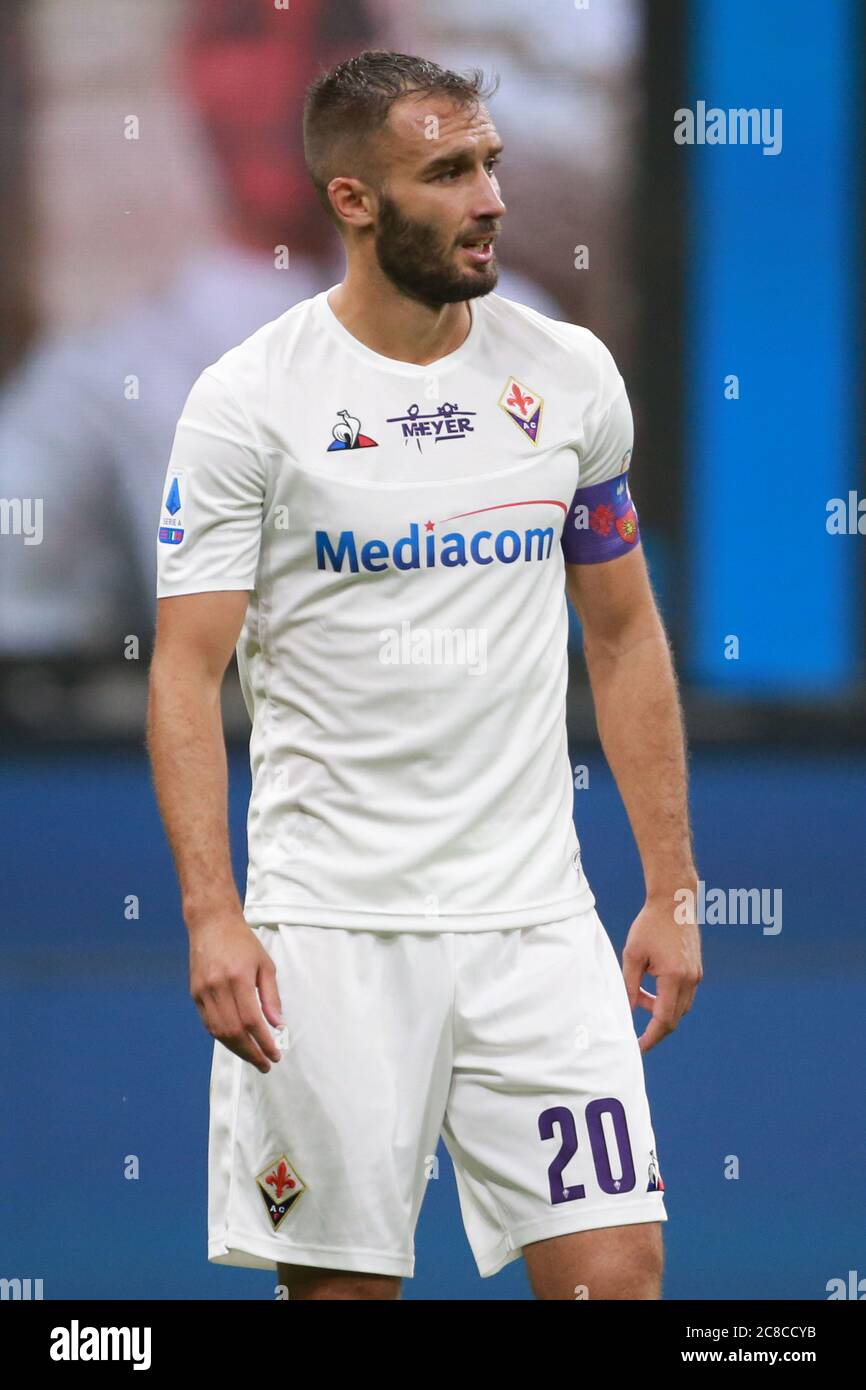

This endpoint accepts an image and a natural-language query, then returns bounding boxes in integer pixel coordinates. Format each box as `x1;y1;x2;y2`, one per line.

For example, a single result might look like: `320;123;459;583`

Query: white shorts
207;906;667;1280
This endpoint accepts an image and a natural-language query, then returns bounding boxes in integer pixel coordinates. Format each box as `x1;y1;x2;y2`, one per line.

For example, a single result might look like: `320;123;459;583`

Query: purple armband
561;471;640;564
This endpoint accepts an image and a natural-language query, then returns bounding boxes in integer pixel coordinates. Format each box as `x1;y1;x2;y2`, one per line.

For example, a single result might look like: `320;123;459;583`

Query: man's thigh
524;1220;664;1300
276;1262;403;1301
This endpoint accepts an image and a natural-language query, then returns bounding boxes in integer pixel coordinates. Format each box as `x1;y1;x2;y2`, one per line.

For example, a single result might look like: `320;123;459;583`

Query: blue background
2;0;863;1304
684;0;860;693
3;746;863;1300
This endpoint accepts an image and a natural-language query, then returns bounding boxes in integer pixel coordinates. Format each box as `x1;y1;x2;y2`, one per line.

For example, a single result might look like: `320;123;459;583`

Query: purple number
539;1098;635;1204
586;1097;636;1195
539;1105;586;1205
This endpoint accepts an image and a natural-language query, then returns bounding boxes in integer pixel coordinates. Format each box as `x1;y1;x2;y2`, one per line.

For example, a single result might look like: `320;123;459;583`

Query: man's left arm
565;545;703;1052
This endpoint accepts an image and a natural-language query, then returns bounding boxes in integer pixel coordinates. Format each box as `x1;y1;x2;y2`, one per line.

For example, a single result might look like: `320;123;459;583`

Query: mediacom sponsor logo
315;519;556;573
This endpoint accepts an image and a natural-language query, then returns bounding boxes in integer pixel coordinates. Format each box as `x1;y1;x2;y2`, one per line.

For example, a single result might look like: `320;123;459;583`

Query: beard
373;189;498;307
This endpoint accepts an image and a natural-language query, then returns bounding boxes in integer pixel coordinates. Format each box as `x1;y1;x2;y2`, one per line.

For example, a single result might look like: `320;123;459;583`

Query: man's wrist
182;891;245;935
644;868;699;902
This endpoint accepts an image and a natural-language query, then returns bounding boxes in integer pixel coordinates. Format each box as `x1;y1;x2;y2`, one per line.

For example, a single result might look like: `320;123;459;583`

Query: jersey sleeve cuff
156;575;257;598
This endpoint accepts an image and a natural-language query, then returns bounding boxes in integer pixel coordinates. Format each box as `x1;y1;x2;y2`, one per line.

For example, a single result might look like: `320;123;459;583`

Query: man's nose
473;178;506;220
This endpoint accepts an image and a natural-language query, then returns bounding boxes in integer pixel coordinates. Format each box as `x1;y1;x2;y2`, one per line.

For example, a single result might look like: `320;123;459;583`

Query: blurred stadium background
1;0;863;1299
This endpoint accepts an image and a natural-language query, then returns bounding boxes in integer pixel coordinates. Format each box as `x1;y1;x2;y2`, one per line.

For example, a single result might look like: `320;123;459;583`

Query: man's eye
434;157;501;182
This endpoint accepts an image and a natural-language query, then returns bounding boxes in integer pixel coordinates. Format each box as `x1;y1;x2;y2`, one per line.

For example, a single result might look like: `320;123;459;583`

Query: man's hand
188;912;285;1073
621;892;703;1053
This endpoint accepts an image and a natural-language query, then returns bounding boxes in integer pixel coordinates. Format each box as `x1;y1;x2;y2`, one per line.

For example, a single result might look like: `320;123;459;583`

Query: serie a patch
255;1153;307;1230
158;472;185;544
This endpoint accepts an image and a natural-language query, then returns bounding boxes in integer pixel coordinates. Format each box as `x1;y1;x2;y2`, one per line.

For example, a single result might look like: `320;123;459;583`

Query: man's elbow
581;606;667;665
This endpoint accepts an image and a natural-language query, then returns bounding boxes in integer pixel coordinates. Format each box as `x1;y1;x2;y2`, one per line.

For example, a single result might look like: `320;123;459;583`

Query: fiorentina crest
498;376;543;444
256;1153;307;1230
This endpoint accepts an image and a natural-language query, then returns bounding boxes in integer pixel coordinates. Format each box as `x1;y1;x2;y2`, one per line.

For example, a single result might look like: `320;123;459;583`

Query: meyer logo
385;401;476;451
315;500;565;573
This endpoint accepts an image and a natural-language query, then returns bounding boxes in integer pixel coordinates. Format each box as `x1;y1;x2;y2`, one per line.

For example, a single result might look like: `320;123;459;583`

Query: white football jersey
156;285;639;931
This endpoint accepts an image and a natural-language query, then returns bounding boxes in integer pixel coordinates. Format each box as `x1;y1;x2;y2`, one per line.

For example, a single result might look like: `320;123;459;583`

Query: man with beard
148;50;701;1301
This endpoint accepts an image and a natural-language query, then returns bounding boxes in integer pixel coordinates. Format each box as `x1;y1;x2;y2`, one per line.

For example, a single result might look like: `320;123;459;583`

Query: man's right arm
147;590;283;1073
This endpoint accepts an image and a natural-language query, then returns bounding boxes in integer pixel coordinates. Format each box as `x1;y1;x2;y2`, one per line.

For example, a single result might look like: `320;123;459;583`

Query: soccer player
147;50;702;1301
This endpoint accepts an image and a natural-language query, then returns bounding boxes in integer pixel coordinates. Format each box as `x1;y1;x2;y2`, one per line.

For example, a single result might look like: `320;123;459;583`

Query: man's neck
327;272;473;366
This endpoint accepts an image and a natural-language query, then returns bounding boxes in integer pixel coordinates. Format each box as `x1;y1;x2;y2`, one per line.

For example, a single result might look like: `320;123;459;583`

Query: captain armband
561;471;640;564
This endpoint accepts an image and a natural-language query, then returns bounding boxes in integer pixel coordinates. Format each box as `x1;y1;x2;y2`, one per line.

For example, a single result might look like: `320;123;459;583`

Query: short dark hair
303;49;499;228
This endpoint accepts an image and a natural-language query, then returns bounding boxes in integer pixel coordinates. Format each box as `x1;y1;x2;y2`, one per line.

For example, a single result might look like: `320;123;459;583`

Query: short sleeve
561;335;640;565
156;368;267;598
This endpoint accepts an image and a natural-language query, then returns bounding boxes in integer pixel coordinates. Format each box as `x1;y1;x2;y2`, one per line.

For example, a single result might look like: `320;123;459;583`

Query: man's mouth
459;235;496;265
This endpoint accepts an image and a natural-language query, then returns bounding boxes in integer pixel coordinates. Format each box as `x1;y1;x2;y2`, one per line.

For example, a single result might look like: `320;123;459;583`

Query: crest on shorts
647;1148;665;1192
256;1153;307;1230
